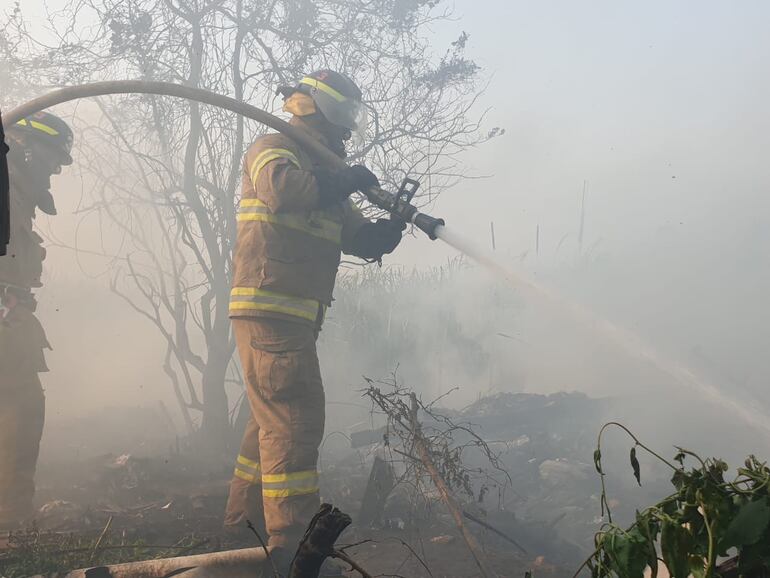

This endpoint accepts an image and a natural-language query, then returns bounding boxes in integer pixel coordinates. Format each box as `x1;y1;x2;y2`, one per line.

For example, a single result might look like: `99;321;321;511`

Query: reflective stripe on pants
227;318;324;550
224;416;265;532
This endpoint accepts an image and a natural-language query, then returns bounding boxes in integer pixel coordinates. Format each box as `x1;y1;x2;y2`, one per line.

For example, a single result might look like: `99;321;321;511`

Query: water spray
436;225;770;438
5;81;769;437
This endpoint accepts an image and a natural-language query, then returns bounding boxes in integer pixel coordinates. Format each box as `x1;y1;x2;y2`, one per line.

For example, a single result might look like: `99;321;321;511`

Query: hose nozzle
362;183;445;241
412;213;445;240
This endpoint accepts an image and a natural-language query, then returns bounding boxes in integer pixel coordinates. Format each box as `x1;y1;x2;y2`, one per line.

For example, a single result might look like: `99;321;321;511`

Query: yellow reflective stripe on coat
237;198;342;245
233;454;261;484
229;287;321;321
249;148;300;186
299;77;347;102
16;118;60;136
262;469;319;498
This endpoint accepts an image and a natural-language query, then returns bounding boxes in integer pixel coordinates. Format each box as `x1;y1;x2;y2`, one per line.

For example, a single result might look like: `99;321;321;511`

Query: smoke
31;119;770;471
6;0;767;513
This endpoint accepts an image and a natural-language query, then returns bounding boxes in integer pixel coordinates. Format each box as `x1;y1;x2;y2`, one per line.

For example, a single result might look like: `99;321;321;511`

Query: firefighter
1;112;9;256
224;70;404;560
0;111;73;530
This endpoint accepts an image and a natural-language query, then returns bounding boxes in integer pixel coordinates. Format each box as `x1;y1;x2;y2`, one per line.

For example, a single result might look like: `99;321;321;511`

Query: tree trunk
199;340;232;453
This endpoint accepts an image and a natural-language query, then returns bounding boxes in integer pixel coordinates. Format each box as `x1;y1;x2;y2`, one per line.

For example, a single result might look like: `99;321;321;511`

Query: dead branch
246;519;278;578
330;550;374;578
462;510;528;555
407;393;496;578
89;516;113;563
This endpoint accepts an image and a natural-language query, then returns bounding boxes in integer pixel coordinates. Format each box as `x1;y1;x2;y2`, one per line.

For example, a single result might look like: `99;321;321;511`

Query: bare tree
0;0;498;451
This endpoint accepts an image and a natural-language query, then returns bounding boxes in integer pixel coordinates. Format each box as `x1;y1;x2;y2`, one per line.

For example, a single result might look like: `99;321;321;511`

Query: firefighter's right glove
350;218;405;261
314;164;380;207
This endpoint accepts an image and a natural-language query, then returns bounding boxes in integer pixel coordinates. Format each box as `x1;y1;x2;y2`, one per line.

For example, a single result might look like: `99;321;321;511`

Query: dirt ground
0;448;573;578
1;393;635;577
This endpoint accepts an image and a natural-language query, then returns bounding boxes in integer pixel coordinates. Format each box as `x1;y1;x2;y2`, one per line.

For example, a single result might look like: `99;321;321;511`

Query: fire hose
3;80;445;239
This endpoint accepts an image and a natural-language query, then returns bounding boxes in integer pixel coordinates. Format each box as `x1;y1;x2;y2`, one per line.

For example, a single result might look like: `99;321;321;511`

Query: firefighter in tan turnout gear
224;70;404;557
0;111;73;530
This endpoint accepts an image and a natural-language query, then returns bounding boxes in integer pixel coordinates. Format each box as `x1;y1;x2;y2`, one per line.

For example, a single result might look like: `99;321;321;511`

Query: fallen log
30;546;269;578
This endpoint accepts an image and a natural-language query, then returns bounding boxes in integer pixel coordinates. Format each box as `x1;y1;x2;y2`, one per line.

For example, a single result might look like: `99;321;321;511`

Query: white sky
412;0;770;265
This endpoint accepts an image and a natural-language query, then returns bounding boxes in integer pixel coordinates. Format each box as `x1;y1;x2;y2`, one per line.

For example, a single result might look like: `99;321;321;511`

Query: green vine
575;423;770;578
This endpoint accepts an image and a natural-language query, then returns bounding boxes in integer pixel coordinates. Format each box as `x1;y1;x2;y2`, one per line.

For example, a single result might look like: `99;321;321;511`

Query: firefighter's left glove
314;164;380;207
351;218;405;261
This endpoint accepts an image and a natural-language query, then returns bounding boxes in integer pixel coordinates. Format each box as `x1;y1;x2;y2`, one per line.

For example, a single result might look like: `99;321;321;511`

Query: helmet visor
300;77;367;133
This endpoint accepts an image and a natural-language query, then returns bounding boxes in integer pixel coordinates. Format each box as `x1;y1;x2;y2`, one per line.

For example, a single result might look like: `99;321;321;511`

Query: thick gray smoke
10;1;766;536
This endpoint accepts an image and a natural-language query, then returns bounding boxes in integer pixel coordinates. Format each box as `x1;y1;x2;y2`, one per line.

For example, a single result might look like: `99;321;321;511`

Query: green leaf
688;555;706;578
630;447;641;486
721;497;770;549
660;520;691;578
594;449;603;475
605;527;649;578
738;541;770;575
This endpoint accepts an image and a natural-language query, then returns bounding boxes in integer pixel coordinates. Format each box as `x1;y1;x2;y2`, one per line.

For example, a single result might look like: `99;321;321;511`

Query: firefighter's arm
247;142;321;214
312;165;379;208
342;202;405;259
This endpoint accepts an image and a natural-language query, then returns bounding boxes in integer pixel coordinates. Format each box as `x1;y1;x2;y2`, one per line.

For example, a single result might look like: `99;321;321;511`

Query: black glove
314;164;380;207
350;218;405;260
347;164;380;191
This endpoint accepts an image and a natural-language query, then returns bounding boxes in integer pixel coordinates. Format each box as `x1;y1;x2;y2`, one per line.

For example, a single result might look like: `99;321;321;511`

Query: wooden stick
331;550;374;578
408;393;496;578
89;515;113;563
462;510;528;555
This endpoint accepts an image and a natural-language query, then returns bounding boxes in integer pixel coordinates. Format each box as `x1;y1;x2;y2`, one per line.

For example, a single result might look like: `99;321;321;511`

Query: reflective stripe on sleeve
249;148;301;186
229;287;321;321
237;198;342;245
261;469;319;498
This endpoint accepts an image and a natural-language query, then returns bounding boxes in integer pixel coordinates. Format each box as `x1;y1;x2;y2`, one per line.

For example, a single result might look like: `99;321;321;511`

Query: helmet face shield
299;76;367;133
351;100;368;137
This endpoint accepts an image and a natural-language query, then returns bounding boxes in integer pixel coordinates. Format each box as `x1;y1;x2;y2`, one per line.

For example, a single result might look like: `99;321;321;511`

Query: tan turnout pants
225;318;325;549
0;380;45;528
0;305;48;529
